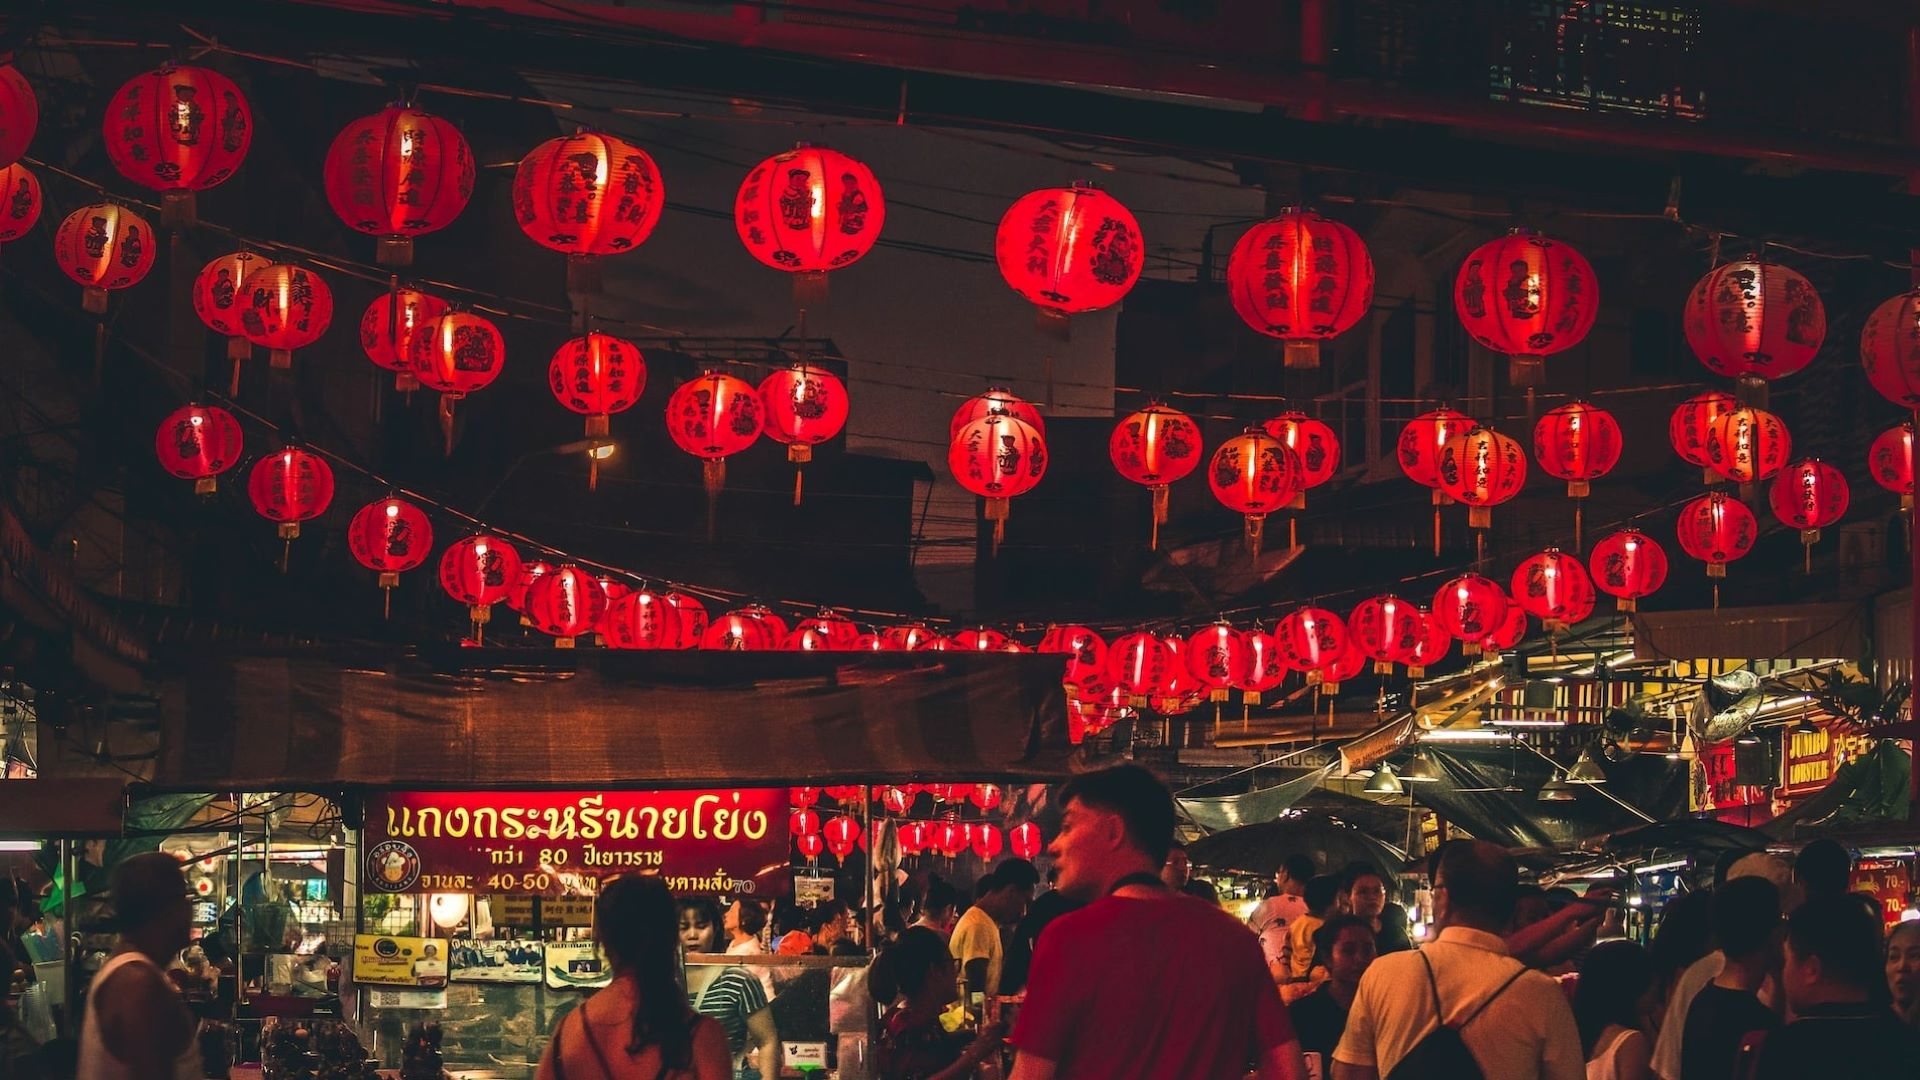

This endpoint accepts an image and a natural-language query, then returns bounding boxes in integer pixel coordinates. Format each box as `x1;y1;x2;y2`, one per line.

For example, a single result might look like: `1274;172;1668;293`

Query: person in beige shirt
952;869;1027;1002
1333;841;1584;1080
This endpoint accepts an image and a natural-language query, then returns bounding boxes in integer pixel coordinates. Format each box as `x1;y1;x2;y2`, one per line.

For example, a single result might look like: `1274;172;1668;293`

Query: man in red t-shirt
1009;765;1308;1080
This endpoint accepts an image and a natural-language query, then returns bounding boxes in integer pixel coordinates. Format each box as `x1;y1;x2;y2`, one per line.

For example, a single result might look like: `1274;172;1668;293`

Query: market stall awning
1186;812;1405;881
1177;766;1332;833
0;778;126;836
1408;744;1686;851
154;646;1073;788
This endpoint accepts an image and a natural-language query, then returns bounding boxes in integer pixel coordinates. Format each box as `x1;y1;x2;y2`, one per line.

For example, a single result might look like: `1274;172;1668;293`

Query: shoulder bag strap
1416;950;1444;1025
1108;871;1166;895
1457;963;1531;1029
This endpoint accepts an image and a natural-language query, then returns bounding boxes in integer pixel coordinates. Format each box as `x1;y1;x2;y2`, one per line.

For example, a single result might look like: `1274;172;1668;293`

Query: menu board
544;943;612;990
364;789;791;897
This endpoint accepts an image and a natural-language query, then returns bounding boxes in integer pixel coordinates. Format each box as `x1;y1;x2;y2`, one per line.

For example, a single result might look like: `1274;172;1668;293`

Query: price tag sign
794;874;835;904
783;1042;829;1071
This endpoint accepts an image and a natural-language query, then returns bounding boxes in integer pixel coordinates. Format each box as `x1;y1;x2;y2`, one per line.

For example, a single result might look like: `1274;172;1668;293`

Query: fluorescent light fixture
1489;718;1570;728
1635;859;1689;874
0;840;43;852
1418;729;1515;743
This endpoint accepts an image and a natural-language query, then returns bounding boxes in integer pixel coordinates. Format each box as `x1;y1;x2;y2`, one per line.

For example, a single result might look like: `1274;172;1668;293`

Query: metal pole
1908;23;1920;826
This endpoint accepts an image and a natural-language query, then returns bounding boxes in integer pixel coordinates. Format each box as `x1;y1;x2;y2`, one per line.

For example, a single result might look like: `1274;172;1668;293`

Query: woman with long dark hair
870;926;1006;1080
536;877;731;1080
1574;939;1656;1080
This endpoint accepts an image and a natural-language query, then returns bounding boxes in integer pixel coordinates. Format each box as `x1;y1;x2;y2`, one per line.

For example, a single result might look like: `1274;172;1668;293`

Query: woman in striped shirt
680;897;781;1080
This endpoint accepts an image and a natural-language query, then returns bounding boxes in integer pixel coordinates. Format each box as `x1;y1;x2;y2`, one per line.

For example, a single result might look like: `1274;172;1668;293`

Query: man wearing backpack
1332;840;1584;1080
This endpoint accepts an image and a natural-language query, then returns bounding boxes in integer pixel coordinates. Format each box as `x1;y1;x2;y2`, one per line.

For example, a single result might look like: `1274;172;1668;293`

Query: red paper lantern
703;606;785;651
438;534;523;633
347;497;434;612
1184;623;1252;702
914;635;957;653
1479;603;1529;653
1275;607;1348;684
1398;407;1472;503
1684;257;1825;385
759;364;849;504
1234;629;1289;703
788;610;859;651
796;833;824;860
881;623;943;652
952;628;1018;652
994;183;1143;322
668;372;764;511
193;251;271;374
1433;574;1509;656
512;131;665;292
1318;641;1368;695
604;589;686;650
53;203;155;313
790;786;820;809
970;784;1004;811
0;64;38;167
1705;406;1791;487
360;288;449;393
1669;391;1738;484
950;388;1044;439
789;809;820;838
1038;624;1108;690
1405;609;1451;678
240;264;333;371
934;817;970;858
1108;631;1175;706
155;403;242;495
507;560;553;615
1439;425;1527;530
550;332;645;436
1769;458;1850;558
896;820;930;855
102;65;250;224
950;413;1048;549
1349;595;1420;674
247;447;334;541
1110;403;1202;549
1676;492;1758;579
1208;428;1302;559
1453;229;1598;385
1590;529;1668;613
0;162;41;244
878;787;913;815
1226;208;1374;369
411;311;504;395
591;578;631;639
323;105;473;266
1009;822;1043;860
970;824;1004;860
523;565;609;647
734;144;884;299
664;593;709;647
1510;549;1595;632
1261;412;1340;509
1869;423;1914;510
1534;401;1620;498
1861;291;1920;407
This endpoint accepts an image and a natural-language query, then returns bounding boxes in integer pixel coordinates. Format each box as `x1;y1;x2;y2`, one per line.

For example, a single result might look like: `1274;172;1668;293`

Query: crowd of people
44;766;1920;1080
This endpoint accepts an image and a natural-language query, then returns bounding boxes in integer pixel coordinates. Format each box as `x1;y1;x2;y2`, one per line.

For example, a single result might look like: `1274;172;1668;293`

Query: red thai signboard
364;789;791;897
1851;860;1912;929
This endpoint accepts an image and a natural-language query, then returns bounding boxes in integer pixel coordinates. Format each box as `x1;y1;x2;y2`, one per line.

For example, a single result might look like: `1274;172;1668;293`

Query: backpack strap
576;1006;619;1079
1417;950;1444;1022
1456;963;1531;1029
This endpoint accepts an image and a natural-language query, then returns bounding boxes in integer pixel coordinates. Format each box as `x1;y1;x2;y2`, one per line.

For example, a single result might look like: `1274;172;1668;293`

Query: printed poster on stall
364;789;791;897
352;933;449;988
449;939;545;984
544;942;612;990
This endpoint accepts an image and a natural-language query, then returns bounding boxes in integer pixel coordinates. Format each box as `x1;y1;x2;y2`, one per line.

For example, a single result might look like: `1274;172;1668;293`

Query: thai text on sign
363;789;791;897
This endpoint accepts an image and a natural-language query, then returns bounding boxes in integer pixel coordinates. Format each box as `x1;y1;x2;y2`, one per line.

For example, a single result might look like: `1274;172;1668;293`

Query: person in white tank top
77;852;203;1080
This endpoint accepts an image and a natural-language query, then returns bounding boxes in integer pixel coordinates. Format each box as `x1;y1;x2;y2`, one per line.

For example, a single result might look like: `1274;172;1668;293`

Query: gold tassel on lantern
470;603;491;645
1149;483;1169;551
1284;341;1319;370
378;572;398;620
794;271;828;308
439;395;459;456
1036;307;1071;342
1245;513;1266;561
704;458;726;542
985;496;1010;554
789;443;811;506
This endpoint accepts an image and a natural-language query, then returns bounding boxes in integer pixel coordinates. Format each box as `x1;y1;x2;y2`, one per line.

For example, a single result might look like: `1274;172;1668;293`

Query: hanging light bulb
1566;747;1608;784
1402;750;1443;784
1538;771;1579;801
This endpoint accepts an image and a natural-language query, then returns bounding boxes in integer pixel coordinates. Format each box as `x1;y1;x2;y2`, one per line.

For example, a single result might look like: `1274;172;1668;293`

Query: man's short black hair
1712;876;1782;960
973;871;1003;900
1303;874;1342;915
1058;764;1176;865
1313;914;1375;967
1341;862;1387;894
110;851;186;932
1282;854;1317;886
1786;894;1884;990
920;879;959;917
1793;839;1850;899
995;858;1040;892
1434;840;1517;925
734;897;768;936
